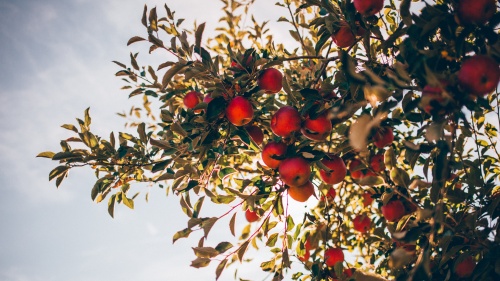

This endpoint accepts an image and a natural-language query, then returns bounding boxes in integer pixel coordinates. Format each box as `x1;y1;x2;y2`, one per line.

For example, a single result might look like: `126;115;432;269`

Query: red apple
370;154;385;172
301;113;333;141
279;157;311;187
245;209;259;222
458;55;500;96
349;159;365;179
331;22;356;48
325;247;345;267
454;256;476;278
320;187;337;201
203;93;213;103
319;155;347;185
271;106;302;138
298;239;313;262
457;0;496;25
246;125;264;145
420;84;449;114
381;200;406;222
354;0;384;16
261;142;287;169
225;96;254;126
373;127;394;148
183;91;202;109
288;181;315;202
352;214;371;233
258;68;283;94
363;192;374;207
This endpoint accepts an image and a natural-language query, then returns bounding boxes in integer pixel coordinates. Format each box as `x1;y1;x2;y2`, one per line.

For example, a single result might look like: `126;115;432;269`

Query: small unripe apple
319;155;347;185
225;96;254;126
373;127;394;148
258;68;283;94
245;209;259;222
354;0;384;17
183;91;203;109
458;55;500;97
454;256;476;278
271;106;302;138
261;142;287;169
246;125;264;145
325;247;344;267
381;200;406;222
370;154;385;172
349;159;365;179
456;0;496;25
301;113;333;141
279;157;311;187
288;181;315;202
352;214;371;233
331;22;356;48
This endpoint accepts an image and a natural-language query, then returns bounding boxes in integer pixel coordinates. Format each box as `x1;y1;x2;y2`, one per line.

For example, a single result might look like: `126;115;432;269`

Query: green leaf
173;228;192;243
206;97;226;122
122;196;134;209
37;151;55;158
215;242;233;254
266;233;279;247
49;166;69;181
218;167;237;180
108;194;116;218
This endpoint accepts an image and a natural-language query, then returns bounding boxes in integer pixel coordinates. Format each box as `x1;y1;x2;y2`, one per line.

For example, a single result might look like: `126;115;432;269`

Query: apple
271;106;302;138
456;0;496;25
183;91;202;109
225;96;254;126
381;200;406;222
320;187;337;201
246;125;264;145
203;93;213;103
331;22;356;48
370;154;385;172
325;247;344;267
349;159;365;179
261;142;287;169
245;209;259;222
279;157;311;187
420;84;449;114
258;68;283;94
352;214;371;233
288;181;315;202
454;256;476;278
458;55;500;96
362;191;374;207
301;113;333;141
298;239;313;262
354;0;384;16
319;155;347;185
373;127;394;148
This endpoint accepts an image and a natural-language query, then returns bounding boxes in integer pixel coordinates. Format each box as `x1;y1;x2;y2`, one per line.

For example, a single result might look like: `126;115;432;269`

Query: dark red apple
457;0;496;25
354;0;384;16
271;106;302;138
352;214;371;233
245;125;264;145
225;96;254;126
319;155;347;185
373;127;394;148
325;247;344;267
381;200;406;222
301;113;333;141
454;255;476;278
362;191;374;207
331;22;356;48
261;142;287;169
370;154;385;172
258;68;283;94
349;159;365;179
183;91;202;109
458;55;500;96
420;84;449;114
203;93;213;103
279;157;311;187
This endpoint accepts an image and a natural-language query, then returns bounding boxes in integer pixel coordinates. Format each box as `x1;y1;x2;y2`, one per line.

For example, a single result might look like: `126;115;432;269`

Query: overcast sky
0;0;311;280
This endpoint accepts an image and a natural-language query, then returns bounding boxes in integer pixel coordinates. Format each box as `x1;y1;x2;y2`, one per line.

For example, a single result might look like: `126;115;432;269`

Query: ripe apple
420;84;449;114
261;142;287;169
362;191;374;207
320;187;337;201
225;96;254;126
288;181;315;202
349;159;365;179
183;91;202;109
301;113;333;141
373;127;394;148
456;0;496;25
458;55;500;96
258;68;283;94
354;0;384;16
279;157;311;187
331;22;356;48
271;106;302;138
245;209;259;222
325;247;344;267
319;155;347;185
381;200;406;222
454;256;476;278
246;125;264;145
352;214;371;233
298;239;313;262
370;154;385;172
203;93;213;103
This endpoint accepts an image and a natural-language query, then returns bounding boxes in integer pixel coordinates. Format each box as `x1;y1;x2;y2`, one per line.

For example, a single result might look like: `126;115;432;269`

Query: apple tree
38;0;500;280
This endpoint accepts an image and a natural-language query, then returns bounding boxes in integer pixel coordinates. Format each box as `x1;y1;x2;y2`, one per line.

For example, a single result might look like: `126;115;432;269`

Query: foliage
38;0;500;280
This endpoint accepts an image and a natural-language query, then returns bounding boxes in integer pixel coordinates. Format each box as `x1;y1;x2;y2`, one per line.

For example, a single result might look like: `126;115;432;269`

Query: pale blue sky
0;0;310;280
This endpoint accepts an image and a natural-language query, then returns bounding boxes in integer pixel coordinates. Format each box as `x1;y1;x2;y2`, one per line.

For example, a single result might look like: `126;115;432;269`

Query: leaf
173;228;192;243
195;22;206;50
215;259;228;280
49;166;69;181
84;107;91;128
137;122;147;143
122;196;134;209
161;63;186;91
266;233;279;247
190;257;211;268
202;217;218;238
61;124;78;133
112;61;126;68
108;194;116;218
37;151;55;158
215;242;233;254
218;167;237;180
127;36;146;46
206;97;227;121
229;212;236;236
237;241;249;262
192;246;219;258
